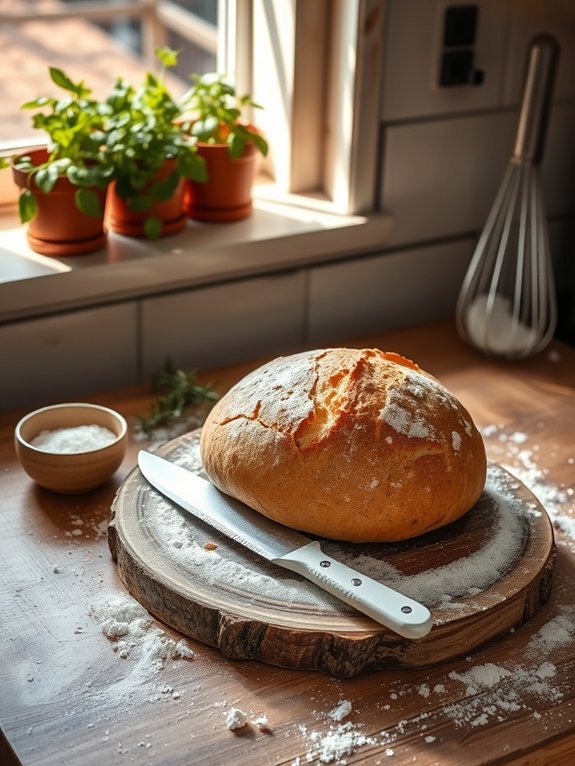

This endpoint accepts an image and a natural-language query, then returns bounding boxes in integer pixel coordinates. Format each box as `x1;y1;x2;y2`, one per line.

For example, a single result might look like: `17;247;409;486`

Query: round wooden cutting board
109;430;556;677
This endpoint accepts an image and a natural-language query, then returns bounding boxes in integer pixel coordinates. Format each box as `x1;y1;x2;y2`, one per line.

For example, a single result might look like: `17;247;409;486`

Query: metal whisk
456;35;560;359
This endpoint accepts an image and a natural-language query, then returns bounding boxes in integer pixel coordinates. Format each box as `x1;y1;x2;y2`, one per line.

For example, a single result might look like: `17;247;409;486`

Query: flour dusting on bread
200;348;486;542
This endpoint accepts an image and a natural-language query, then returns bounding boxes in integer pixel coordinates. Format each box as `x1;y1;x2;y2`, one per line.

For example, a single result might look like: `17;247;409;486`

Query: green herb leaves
13;67;110;223
182;73;268;159
9;50;267;236
103;49;206;236
48;67;89;97
74;188;102;218
18;189;37;223
137;361;219;437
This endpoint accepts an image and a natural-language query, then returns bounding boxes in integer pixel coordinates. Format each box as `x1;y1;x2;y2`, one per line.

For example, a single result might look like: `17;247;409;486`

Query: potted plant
0;68;112;256
104;47;207;239
180;73;268;222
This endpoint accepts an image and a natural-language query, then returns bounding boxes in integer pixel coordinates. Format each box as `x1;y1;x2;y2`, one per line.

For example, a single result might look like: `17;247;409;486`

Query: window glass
0;0;218;141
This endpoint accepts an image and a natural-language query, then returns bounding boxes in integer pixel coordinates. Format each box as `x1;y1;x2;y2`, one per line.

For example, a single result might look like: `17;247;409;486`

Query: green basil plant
180;72;268;159
0;67;112;224
103;47;207;239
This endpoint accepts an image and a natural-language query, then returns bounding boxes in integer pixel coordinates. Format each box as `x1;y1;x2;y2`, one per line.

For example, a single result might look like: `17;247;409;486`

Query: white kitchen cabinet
0;303;138;412
307;240;474;347
141;271;307;378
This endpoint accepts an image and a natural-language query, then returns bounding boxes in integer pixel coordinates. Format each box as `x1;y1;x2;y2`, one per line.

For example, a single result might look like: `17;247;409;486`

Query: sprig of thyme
137;361;219;437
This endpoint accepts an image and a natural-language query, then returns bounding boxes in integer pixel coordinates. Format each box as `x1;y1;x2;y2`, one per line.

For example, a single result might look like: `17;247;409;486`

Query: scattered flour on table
399;604;574;734
225;707;248;730
299;721;378;764
300;602;575;762
88;592;194;702
294;700;374;764
221;706;270;733
327;700;352;722
526;604;575;656
449;662;513;695
252;714;271;732
295;699;431;764
60;509;111;540
480;423;575;550
445;657;563;728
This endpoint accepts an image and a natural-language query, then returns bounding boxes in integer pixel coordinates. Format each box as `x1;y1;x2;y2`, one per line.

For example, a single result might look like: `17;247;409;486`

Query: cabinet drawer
141;271;306;378
0;303;138;412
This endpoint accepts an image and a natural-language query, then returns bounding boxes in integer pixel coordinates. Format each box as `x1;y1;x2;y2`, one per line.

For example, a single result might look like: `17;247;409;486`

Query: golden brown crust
199;348;487;542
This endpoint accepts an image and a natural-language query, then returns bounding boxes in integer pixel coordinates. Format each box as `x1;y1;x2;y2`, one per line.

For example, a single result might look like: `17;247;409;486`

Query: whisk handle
513;35;559;166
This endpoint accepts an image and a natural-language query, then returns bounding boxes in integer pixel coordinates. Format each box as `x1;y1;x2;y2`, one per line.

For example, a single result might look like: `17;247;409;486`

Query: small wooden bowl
15;403;128;493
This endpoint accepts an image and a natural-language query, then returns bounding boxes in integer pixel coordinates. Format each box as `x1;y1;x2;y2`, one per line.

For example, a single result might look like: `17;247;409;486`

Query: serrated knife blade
138;450;433;639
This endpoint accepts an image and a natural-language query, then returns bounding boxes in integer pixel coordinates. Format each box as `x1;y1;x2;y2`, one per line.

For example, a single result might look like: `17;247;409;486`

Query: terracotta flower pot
106;160;187;238
185;141;257;222
12;148;108;257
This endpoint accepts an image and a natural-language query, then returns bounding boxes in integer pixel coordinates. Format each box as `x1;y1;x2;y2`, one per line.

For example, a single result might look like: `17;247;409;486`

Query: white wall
2;0;575;411
377;0;575;339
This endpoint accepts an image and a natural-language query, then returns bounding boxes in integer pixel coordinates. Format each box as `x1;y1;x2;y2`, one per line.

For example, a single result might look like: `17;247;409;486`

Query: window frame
247;0;385;215
0;0;385;216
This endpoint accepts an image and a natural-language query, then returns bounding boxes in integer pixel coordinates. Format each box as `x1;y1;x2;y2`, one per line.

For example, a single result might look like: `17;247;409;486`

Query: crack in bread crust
218;399;283;435
294;355;354;450
199;348;487;543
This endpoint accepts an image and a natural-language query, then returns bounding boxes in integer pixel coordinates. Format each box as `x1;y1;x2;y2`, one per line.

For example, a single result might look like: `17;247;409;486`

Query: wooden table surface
2;321;575;766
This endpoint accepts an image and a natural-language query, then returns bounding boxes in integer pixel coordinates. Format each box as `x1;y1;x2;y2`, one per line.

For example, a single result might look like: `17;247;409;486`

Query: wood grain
109;430;555;676
2;321;575;766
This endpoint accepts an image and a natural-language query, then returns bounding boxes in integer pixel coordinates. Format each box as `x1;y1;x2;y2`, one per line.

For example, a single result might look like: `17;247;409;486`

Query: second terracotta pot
185;142;257;223
106;160;187;238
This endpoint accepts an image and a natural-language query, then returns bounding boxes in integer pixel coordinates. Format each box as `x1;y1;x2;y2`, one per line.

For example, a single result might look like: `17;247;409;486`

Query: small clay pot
106;160;187;238
185;141;257;222
12;148;108;257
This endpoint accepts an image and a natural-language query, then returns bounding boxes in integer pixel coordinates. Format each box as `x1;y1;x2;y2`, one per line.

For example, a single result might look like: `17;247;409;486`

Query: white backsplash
2;0;575;411
378;0;575;341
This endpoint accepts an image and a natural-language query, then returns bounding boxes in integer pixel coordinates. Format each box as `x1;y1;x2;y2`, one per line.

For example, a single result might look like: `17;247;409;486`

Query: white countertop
0;199;393;322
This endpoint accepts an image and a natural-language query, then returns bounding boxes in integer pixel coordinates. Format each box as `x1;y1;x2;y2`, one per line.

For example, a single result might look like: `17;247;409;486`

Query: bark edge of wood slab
108;430;556;677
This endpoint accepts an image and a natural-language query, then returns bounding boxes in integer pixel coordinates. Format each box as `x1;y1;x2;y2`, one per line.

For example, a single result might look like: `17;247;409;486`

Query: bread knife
138;450;433;639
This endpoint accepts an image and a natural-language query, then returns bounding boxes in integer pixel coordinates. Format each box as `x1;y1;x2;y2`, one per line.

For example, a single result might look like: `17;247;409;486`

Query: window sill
0;198;392;323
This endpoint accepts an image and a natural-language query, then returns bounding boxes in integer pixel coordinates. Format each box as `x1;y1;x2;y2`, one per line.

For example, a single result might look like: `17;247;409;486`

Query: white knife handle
272;541;432;639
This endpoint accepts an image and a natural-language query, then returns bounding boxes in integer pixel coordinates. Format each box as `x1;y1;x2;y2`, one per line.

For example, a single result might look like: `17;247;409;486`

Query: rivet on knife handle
273;541;433;639
137;450;433;640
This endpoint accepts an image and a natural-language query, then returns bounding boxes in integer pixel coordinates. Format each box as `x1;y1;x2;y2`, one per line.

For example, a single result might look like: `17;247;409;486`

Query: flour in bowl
32;424;117;453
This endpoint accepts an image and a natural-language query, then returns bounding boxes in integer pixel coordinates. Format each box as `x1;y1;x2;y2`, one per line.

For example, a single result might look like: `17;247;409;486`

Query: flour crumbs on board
288;602;575;763
140;435;543;621
80;418;575;763
480;422;575;551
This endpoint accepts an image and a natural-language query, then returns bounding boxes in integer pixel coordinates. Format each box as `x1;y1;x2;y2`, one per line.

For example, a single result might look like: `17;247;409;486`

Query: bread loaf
200;348;486;542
